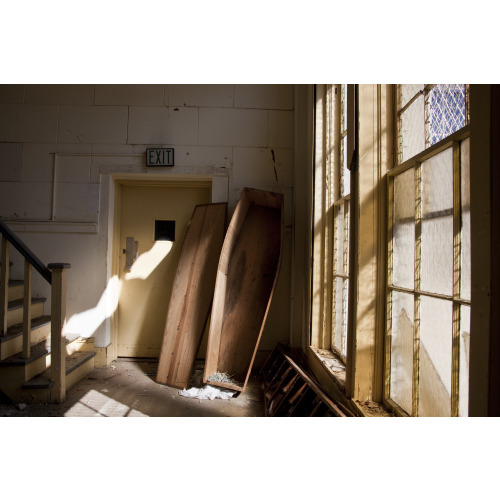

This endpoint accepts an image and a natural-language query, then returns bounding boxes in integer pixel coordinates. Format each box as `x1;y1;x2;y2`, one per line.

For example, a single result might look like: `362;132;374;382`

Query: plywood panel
204;188;283;391
156;203;226;389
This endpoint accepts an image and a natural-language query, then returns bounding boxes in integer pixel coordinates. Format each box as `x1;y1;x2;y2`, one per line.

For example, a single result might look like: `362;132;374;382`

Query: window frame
385;106;471;417
310;84;353;367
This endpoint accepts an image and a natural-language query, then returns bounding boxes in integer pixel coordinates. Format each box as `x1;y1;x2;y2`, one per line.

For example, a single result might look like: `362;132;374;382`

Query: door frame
106;173;227;363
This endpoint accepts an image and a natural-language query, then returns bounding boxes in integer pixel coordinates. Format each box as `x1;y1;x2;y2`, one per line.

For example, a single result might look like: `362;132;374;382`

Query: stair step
2;315;51;340
8;280;24;301
0;341;48;367
7;297;46;311
22;351;97;390
6;297;46;328
0;316;51;361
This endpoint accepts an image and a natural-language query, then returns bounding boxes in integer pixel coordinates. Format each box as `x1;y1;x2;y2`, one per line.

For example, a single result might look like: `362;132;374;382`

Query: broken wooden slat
261;343;357;417
156;203;227;389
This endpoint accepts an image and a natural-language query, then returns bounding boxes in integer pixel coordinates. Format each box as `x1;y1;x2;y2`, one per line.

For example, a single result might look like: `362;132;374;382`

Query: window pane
333;277;348;358
343;153;351;196
421;148;454;296
341;84;347;132
459;305;471;417
390;291;414;415
341;135;350;196
400;84;424;110
400;93;425;162
334;204;344;275
418;296;452;417
342;278;349;358
393;168;415;288
427;84;467;146
461;137;471;300
344;202;350;271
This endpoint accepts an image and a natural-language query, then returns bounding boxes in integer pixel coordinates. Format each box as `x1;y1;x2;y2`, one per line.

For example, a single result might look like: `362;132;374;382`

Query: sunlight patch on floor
64;389;148;417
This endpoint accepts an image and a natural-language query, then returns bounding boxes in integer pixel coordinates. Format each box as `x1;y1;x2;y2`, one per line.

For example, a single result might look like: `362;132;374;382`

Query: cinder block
170;146;232;169
58;106;128;144
128;106;198;145
21;143;92;182
198;108;268;147
269;110;293;148
56;155;91;183
25;85;95;105
260;231;292;349
54;182;100;222
0;104;59;143
0;143;22;182
89;144;144;182
234;85;293;110
212;175;229;203
232;147;293;188
95;85;165;106
0;182;52;219
90;144;139;155
168;85;234;108
0;85;25;104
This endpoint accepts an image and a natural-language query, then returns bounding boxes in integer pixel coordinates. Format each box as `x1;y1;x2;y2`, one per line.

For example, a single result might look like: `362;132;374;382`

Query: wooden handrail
0;222;71;402
0;220;52;284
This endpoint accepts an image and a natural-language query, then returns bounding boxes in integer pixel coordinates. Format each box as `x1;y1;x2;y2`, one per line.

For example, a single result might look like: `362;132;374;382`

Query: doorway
115;181;211;358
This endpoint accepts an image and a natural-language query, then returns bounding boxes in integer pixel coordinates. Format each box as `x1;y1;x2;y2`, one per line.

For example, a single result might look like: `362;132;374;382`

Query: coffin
156;203;227;389
203;188;284;392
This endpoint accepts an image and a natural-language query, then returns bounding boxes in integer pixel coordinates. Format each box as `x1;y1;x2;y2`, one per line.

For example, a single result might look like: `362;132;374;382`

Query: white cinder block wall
0;84;295;357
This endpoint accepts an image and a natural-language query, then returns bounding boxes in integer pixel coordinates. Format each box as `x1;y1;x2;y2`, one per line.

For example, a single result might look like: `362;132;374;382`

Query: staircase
0;222;96;404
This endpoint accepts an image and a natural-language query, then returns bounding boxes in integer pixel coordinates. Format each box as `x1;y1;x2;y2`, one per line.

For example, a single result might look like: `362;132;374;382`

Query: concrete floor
0;358;265;417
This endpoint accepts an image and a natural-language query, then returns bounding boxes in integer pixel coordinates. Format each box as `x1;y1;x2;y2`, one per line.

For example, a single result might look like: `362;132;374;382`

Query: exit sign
146;148;174;167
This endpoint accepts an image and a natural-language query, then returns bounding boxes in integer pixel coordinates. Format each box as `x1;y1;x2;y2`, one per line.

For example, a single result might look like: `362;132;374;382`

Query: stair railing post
0;237;9;337
48;263;71;403
23;260;32;359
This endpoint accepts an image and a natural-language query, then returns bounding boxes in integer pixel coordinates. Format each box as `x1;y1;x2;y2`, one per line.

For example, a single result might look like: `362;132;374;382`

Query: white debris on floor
179;385;236;400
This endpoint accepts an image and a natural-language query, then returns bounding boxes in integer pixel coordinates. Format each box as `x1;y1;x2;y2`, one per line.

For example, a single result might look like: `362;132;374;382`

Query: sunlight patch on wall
125;240;173;281
65;276;122;339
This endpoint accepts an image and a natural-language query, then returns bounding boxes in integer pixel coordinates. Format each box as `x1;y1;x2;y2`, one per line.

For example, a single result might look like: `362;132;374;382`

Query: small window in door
155;220;175;242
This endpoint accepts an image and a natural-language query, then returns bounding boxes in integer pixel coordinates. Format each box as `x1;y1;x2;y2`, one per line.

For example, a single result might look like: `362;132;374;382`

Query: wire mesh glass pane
400;93;425;162
341;84;347;133
459;304;471;417
393;168;415;289
341;135;350;196
421;148;454;296
461;137;471;300
333;277;348;358
400;84;425;110
390;291;414;415
344;201;350;272
427;84;467;146
334;204;344;275
418;296;452;417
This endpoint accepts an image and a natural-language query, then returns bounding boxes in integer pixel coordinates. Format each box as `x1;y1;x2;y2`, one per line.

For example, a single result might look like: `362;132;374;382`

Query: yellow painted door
117;183;211;357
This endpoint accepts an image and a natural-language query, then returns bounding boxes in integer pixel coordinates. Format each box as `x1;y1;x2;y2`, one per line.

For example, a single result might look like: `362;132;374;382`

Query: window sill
307;346;393;417
309;347;346;389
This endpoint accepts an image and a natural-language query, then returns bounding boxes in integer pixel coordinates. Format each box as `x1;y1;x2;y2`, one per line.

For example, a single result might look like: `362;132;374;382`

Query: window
385;84;470;416
333;85;350;360
311;84;352;366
